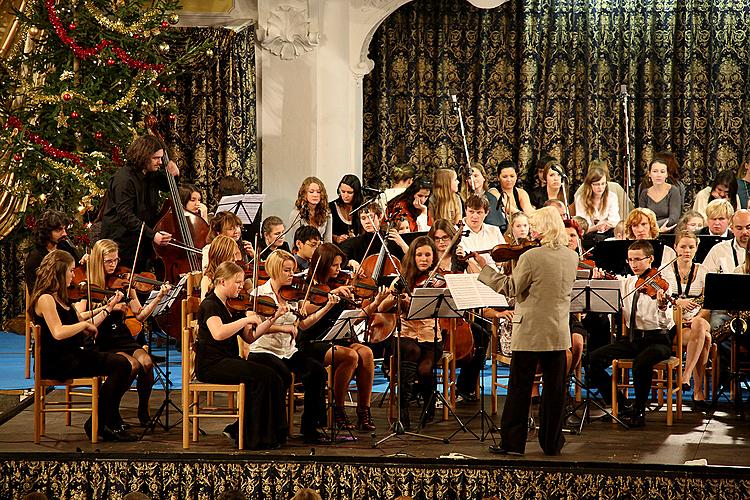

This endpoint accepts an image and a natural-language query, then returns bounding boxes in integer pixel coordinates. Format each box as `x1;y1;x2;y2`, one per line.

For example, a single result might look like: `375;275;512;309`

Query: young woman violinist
378;236;442;429
299;243;389;431
246;249;332;444
202;211;254;272
386;177;430;232
195;261;288;450
661;230;712;409
30;250;135;441
88;239;171;426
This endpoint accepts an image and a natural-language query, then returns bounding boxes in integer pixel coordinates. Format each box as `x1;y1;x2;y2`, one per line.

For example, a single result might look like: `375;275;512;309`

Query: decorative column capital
257;5;320;60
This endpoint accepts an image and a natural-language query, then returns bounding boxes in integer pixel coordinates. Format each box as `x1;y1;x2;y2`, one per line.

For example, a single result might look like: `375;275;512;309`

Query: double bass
149;116;210;338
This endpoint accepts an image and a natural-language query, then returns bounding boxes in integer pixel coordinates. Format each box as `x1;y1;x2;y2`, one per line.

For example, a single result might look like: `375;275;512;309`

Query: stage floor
2;389;748;467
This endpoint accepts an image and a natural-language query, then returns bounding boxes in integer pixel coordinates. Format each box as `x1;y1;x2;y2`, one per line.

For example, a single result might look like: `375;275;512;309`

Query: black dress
195;291;287;449
96;310;143;355
34;301;132;429
298;301;351;361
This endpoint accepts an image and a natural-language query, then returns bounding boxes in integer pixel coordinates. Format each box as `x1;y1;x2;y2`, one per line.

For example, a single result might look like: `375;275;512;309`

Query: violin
461;240;541;263
110;265;164;293
335;272;379;301
635;268;677;306
239;259;270;285
577;259;617;280
278;276;332;306
226;293;279;316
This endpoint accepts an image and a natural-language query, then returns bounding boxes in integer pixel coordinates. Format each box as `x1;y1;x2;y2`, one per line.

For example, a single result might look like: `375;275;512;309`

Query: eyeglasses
103;257;120;266
433;236;452;243
305;241;320;248
626;256;650;264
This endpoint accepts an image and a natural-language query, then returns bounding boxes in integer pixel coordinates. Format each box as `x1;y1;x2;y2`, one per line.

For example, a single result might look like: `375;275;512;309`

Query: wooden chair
181;271;246;449
612;307;683;426
25;286;32;379
32;324;101;444
490;317;511;416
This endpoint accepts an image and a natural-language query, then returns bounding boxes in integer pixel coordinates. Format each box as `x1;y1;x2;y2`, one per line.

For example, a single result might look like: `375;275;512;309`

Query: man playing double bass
100;135;178;272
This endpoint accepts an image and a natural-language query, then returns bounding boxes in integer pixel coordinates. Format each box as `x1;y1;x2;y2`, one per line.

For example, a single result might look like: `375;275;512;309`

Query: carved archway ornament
257;4;320;60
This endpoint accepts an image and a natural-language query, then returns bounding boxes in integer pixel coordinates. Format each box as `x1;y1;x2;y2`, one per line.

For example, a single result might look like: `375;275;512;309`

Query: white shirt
693;186;742;218
662;262;707;322
573;192;621;231
247;281;298;358
660;245;677;268
460;221;505;270
702;239;746;274
621;275;674;331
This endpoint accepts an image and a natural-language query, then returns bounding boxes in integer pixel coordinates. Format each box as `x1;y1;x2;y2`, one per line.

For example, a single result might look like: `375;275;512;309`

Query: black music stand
315;309;368;443
216;194;264;227
568;279;629;431
408;288;467;441
704;273;750;418
141;275;186;436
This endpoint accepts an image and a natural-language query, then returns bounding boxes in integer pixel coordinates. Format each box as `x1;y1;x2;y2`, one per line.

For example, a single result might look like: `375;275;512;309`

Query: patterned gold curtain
166;26;258;209
363;0;750;201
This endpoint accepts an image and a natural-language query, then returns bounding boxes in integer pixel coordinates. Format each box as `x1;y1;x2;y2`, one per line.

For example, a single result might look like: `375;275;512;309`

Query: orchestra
26;132;750;455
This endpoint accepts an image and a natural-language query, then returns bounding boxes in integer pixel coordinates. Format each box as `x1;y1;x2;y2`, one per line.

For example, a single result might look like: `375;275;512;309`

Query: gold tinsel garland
82;0;163;36
42;157;104;197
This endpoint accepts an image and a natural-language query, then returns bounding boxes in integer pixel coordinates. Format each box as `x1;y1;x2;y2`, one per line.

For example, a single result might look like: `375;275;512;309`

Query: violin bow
252;234;259;313
126;223;147;300
425;220;465;286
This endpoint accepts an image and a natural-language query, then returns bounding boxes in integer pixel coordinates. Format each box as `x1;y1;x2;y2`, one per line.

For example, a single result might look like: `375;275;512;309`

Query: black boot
419;386;436;427
398;361;417;431
628;402;646;427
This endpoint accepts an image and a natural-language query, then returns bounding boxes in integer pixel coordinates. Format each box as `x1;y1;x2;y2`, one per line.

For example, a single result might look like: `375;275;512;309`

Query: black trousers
456;322;490;396
500;350;567;455
248;351;327;437
399;338;442;398
44;349;132;429
197;356;287;450
589;334;672;407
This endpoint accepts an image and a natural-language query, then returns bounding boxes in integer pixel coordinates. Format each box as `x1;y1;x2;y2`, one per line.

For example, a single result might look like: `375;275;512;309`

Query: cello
149;116;210;338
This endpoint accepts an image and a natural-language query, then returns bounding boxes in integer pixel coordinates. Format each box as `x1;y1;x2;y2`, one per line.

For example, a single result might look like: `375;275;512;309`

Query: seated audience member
288;177;333;246
638;157;682;232
675;210;705;234
427;168;463;225
384;164;416;203
737;157;750;209
258;215;291;257
573;166;620;236
698;199;734;237
488;159;534;216
530;161;569;209
573;158;632;219
692;170;740;218
330;174;364;244
292;225;322;272
612;220;626;240
461;162;507;231
589;240;674;427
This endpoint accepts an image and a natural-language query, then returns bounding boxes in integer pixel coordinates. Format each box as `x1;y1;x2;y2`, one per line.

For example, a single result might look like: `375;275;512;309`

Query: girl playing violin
200;235;245;300
195;261;288;450
661;230;711;409
30;250;136;441
299;243;390;431
246;249;332;444
378;236;442;429
386;177;431;233
88;239;172;426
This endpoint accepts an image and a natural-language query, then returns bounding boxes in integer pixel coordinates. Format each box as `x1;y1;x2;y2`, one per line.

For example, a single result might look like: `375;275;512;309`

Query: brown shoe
356;406;376;431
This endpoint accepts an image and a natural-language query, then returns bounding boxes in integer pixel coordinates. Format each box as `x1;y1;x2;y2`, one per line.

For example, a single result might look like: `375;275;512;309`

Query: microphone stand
620;85;635;215
451;94;476;196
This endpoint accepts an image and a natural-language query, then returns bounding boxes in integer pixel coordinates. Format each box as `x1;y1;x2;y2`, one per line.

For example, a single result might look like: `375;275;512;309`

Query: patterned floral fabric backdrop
363;0;750;201
0;26;257;327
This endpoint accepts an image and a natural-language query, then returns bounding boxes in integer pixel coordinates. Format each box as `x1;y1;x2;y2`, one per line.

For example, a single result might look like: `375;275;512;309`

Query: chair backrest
32;324;41;385
25;286;31;337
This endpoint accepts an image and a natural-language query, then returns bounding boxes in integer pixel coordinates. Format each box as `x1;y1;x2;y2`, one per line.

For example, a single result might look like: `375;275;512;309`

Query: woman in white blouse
574;166;620;235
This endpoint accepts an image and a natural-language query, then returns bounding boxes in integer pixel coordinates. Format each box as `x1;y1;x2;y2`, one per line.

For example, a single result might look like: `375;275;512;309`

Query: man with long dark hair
100;135;179;271
24;209;79;290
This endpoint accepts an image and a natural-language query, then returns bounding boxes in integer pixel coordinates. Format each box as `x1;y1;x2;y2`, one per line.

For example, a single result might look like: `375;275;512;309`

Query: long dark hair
402;236;437;288
333;174;364;234
388;177;430;221
32;210;69;249
712;170;739;210
310;242;346;284
28;249;75;314
126;135;164;172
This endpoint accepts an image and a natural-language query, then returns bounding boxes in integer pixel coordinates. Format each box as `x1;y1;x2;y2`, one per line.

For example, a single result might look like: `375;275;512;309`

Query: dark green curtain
166;26;258;209
363;0;750;201
0;26;257;327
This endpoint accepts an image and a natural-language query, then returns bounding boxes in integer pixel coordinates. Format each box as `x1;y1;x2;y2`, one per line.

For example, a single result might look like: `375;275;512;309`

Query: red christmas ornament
70;111;79;119
168;113;177;122
94;131;103;140
160;86;168;93
161;21;169;28
62;92;72;101
68;22;76;30
107;58;115;66
13;154;22;162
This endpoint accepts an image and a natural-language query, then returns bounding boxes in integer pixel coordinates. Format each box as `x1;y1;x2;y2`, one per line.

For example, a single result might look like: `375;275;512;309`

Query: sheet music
216;194;265;225
443;273;509;310
570;279;621;314
321;309;368;342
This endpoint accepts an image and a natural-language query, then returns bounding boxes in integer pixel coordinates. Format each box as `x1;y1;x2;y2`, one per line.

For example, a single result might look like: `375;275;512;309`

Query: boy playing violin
588;240;674;427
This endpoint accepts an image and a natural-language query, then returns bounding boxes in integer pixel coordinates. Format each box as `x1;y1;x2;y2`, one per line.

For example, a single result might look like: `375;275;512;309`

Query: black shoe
223;422;239;443
682;383;691;393
101;425;139;442
627;410;646;428
83;418;93;440
488;444;524;456
457;391;479;403
531;395;541;405
692;399;710;412
302;430;331;445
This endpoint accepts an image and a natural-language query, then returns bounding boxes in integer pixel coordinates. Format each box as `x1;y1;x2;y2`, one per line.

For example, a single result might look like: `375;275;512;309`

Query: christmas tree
0;0;208;243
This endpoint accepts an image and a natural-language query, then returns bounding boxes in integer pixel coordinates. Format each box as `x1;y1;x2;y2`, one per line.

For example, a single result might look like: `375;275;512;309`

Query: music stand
141;275;187;436
568;279;629;431
704;273;750;418
407;288;467;441
216;194;265;226
315;309;368;443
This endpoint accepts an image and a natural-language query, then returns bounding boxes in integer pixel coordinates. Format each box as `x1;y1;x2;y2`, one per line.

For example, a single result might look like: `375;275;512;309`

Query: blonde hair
580;167;610;219
205;235;240;280
705;198;734;220
625;208;659;239
505;211;529;243
529;206;568;248
674;229;700;249
265;249;296;281
212;261;243;288
89;239;118;288
430;168;461;223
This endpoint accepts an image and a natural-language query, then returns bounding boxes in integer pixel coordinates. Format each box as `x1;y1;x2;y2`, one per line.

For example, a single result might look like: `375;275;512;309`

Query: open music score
216;194;265;226
442;273;509;310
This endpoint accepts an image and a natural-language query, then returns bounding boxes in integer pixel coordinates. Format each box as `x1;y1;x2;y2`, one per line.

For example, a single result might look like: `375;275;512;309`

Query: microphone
619;84;629;97
551;164;568;179
450;94;459;109
362;186;384;194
